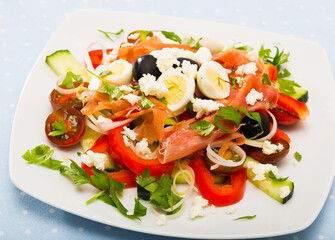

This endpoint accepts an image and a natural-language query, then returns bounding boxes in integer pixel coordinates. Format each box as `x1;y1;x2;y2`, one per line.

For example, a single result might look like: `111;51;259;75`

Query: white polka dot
20;191;25;195
310;34;316;38
241;21;246;26
8;88;13;92
22;28;28;32
123;0;130;2
78;227;84;232
299;5;304;9
18;0;24;5
214;9;221;13
150;11;156;15
320;6;325;10
146;0;152;2
193;9;199;14
22;210;28;215
257;8;263;12
9;104;15;108
45;27;50;31
49;208;55;213
172;10;177;14
278;7;284;11
305;19;311;23
1;43;7;47
42;13;47;18
51;228;58;233
24;42;30;47
326;17;332;21
262;21;268;25
24;229;31;235
0;231;3;236
26;57;32;61
293;236;299;240
318;235;324;240
333;31;335;35
20;14;25;19
104;0;110;2
105;226;111;230
3;57;8;62
62;0;67;3
5;72;10;76
0;211;2;215
0;15;4;19
329;195;335;199
0;29;5;32
40;0;45;3
235;8;241;13
284;20;289;25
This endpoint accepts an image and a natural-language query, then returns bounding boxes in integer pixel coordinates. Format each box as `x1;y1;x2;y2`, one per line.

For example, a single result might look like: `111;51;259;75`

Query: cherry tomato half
244;138;290;164
45;106;86;147
49;89;84;110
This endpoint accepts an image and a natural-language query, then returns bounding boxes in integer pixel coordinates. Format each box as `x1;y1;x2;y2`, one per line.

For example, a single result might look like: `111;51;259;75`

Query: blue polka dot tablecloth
1;0;335;239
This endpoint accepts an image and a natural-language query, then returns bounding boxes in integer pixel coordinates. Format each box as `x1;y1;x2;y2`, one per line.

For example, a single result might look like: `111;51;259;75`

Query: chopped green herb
294;151;302;162
157;97;167;106
214;106;241;133
227;43;254;52
97;79;124;101
77;152;82;157
61;71;83;89
258;44;290;72
161;31;182;44
218;76;237;89
267;171;289;182
98;29;124;42
140;93;155;109
262;73;272;85
136;30;153;41
48;117;67;137
99;70;112;78
190;120;215;136
185;37;202;49
233;215;256;221
277;68;291;79
277;78;300;96
167;84;176;90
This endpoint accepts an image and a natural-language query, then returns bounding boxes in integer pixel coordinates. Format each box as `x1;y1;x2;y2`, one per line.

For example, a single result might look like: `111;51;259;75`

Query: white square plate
9;9;335;239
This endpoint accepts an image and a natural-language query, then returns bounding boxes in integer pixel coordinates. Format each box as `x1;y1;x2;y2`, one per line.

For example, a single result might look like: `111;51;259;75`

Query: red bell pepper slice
81;163;137;188
89;49;113;69
190;158;246;207
271;93;309;125
108;126;175;177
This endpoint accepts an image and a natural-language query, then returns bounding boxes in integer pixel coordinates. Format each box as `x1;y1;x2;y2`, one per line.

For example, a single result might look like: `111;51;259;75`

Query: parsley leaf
214;106;241;133
262;73;272;85
140;93;155;109
277;78;297;96
267;171;288;182
190;120;215;136
98;29;124;42
136;167;158;192
60;160;91;186
22;145;65;170
185;37;202;49
258;45;290;72
227;42;254;51
294;151;302;162
161;31;182;44
61;71;83;89
48;117;67;137
97;79;125;101
99;70;112;78
233;215;256;221
277;68;291;79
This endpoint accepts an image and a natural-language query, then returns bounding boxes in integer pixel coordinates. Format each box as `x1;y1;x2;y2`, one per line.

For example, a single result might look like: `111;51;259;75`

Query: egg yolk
162;75;187;105
206;68;228;93
104;62;126;80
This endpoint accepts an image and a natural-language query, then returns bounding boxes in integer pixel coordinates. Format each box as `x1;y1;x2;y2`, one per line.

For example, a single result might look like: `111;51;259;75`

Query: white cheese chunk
88;76;101;90
279;186;291;198
153;31;178;44
138;74;169;98
119;85;134;93
181;60;198;79
189;196;208;219
122;93;141;105
192;98;223;119
245;88;263;105
236;62;258;75
195;47;212;64
225;206;236;215
262;140;284;155
135;138;152;157
210;205;216;214
81;150;107;171
128;32;140;40
121;126;137;141
246;161;280;181
155;214;167;226
96;115;113;125
246;51;259;61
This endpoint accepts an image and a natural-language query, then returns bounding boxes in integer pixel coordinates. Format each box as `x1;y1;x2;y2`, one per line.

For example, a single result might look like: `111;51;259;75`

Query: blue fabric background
1;0;334;239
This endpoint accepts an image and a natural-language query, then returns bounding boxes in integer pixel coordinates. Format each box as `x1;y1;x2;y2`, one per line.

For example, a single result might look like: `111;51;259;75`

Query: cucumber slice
244;157;294;204
80;127;103;152
46;50;86;76
104;154;115;171
291;87;308;103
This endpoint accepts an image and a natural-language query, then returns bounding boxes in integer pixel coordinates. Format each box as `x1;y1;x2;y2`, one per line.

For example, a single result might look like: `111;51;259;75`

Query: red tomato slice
89;49;113;69
108;126;175;177
266;64;277;83
190;158;246;207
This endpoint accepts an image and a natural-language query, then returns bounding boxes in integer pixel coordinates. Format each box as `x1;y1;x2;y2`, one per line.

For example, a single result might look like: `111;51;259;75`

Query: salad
22;29;310;225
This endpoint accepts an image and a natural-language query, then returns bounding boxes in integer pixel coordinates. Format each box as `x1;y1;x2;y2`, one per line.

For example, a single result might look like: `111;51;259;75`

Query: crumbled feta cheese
195;47;212;64
153;31;178;44
96;115;113;125
155;214;167;226
181;60;198;79
120;42;134;47
236;62;258;75
119;85;134;93
246;161;280;181
235;76;244;87
88;76;101;90
246;51;259;61
121;126;137;141
103;46;120;64
138;74;169;98
123;135;132;147
189;196;208;219
192;98;224;119
210;205;216;214
122;93;141;105
262;140;284;155
225;206;236;215
135;138;152;157
245;88;263;105
81;150;107;171
279;186;291;198
128;32;140;40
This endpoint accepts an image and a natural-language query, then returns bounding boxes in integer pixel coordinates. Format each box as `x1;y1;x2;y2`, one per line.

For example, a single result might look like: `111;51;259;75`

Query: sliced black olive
240;112;270;139
173;57;200;70
133;54;161;81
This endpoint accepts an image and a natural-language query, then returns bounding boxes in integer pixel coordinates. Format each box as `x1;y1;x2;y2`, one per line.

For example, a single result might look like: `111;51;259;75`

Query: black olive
240;112;270;139
173;57;200;70
133;54;161;81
